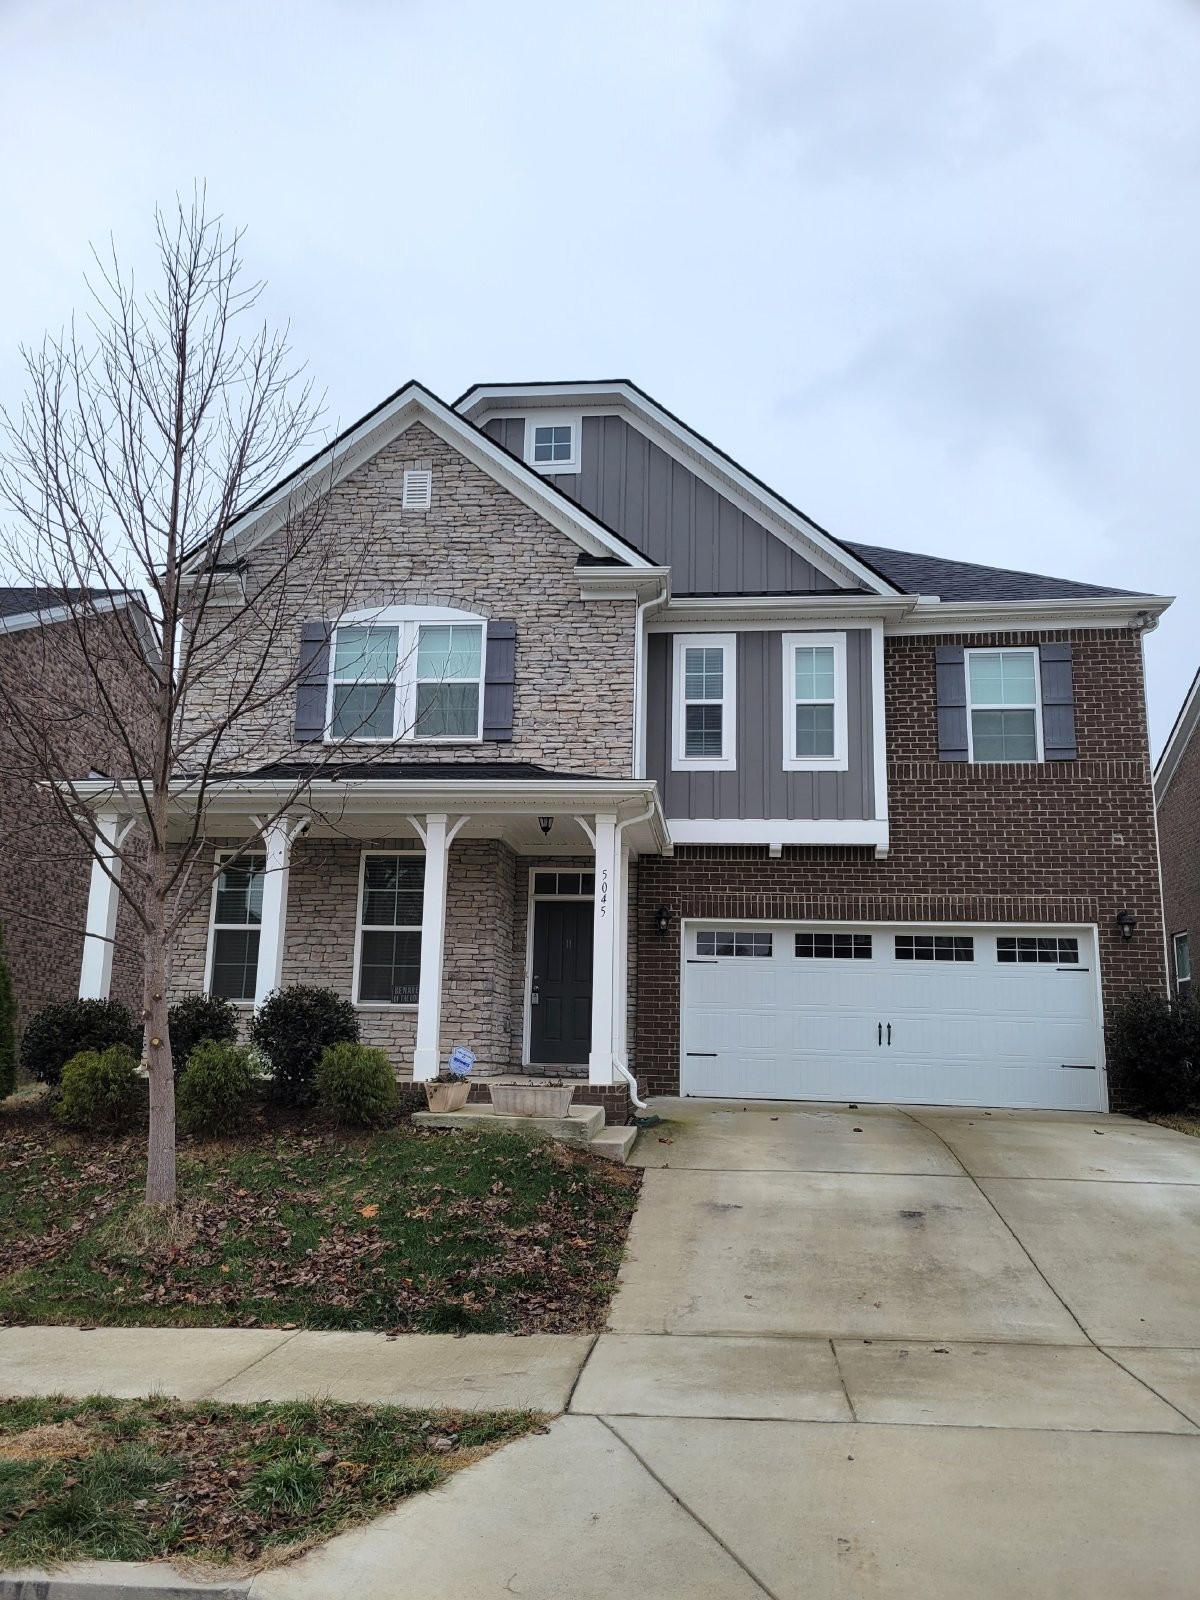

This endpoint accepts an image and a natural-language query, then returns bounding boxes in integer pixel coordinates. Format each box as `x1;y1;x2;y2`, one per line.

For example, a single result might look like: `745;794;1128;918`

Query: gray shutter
1039;642;1077;760
294;621;333;743
483;620;517;742
935;645;969;761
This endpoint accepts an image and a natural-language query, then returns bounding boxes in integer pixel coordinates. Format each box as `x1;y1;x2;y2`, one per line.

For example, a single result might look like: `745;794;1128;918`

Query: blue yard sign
448;1047;476;1077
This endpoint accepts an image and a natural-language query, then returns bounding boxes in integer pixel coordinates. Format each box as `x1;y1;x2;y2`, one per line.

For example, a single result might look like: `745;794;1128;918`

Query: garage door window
696;930;773;957
997;936;1079;964
895;934;974;962
795;932;872;960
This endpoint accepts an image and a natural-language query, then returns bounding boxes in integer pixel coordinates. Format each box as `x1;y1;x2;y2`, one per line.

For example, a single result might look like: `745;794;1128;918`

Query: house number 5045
599;867;610;917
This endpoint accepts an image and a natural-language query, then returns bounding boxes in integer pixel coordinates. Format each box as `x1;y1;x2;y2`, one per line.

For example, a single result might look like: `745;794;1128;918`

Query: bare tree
0;193;391;1207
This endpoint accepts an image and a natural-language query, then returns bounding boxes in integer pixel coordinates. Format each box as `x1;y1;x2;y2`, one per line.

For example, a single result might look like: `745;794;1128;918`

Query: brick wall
0;613;151;1036
178;422;636;777
1157;721;1200;992
635;628;1167;1098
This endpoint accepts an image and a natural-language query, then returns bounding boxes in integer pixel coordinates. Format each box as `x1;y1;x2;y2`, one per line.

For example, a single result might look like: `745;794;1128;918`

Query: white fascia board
456;382;898;597
575;565;672;602
0;593;137;635
1155;665;1200;804
651;594;915;629
667;817;889;850
181;384;653;576
891;595;1173;636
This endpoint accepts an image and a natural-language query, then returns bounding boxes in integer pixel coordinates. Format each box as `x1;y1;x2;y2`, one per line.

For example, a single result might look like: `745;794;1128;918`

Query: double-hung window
208;852;265;1001
966;649;1042;762
356;853;425;1005
673;633;736;771
1174;932;1191;1000
782;632;848;771
327;609;485;743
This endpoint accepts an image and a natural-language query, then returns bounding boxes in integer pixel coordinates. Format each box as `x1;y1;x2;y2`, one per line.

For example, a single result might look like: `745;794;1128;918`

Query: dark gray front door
530;899;593;1064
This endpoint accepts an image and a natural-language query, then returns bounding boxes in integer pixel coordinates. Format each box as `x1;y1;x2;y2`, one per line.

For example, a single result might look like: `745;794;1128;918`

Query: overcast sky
1;0;1196;751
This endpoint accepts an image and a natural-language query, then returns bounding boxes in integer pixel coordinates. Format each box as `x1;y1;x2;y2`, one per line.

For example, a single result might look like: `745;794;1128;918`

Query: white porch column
79;811;131;999
588;812;620;1084
411;813;465;1081
253;815;308;1010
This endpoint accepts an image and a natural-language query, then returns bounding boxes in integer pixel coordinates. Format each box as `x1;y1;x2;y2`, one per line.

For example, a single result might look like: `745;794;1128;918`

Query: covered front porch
77;765;667;1102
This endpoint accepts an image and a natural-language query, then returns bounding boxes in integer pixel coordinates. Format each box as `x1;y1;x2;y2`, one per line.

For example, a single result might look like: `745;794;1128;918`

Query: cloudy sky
1;0;1196;750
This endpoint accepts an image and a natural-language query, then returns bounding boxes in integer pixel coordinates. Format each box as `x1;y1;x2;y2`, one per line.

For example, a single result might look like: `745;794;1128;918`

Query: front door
530;899;593;1064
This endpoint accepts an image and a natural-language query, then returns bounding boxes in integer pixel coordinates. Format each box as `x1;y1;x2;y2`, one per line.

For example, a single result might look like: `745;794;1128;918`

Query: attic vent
402;469;432;510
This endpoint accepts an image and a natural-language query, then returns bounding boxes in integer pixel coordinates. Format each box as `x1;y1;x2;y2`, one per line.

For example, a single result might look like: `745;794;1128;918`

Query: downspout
612;798;659;1111
1134;610;1172;994
632;582;669;779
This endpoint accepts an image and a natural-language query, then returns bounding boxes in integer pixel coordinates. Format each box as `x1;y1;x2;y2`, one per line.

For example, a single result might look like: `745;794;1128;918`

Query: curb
0;1569;250;1599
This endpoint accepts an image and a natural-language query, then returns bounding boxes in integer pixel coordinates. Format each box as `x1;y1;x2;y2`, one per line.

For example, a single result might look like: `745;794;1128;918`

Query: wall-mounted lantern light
1115;909;1137;941
538;816;554;837
656;905;672;936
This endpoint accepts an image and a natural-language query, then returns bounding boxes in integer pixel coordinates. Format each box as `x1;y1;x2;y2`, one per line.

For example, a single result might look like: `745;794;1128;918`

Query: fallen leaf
359;1204;380;1218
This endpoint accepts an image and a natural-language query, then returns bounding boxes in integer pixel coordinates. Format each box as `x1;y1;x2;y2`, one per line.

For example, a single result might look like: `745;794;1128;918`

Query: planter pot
489;1082;575;1119
425;1080;471;1113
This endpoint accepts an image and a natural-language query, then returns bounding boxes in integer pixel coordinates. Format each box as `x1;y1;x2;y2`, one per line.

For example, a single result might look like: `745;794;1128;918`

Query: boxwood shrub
168;993;240;1076
177;1040;261;1138
54;1044;141;1131
316;1041;398;1128
248;985;359;1106
19;999;142;1086
1106;988;1200;1114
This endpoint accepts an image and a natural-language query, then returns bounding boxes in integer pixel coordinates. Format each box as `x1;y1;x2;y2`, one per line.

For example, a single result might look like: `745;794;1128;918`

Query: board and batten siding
484;414;851;596
645;629;876;821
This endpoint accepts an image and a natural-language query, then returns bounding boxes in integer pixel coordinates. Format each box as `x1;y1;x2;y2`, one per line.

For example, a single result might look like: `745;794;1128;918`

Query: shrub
316;1041;397;1128
249;985;359;1106
1107;988;1200;1114
177;1039;261;1138
168;993;239;1075
0;933;15;1099
19;999;142;1087
54;1044;141;1131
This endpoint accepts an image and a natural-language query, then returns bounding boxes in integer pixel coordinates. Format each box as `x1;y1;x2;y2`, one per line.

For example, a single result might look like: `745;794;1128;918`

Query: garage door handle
887;1023;892;1046
877;1022;882;1047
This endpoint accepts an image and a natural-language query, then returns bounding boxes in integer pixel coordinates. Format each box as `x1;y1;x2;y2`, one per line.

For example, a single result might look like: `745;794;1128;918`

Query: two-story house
71;380;1172;1118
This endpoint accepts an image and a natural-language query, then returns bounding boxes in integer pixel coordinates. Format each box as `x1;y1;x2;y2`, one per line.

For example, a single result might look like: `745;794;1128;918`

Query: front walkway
6;1103;1200;1597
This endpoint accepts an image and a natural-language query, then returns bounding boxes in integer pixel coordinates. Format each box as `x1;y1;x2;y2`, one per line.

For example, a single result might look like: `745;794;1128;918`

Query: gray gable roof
0;585;132;621
842;543;1139;603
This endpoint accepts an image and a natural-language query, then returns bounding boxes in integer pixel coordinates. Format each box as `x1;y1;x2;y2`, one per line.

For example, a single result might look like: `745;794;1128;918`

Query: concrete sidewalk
0;1325;592;1412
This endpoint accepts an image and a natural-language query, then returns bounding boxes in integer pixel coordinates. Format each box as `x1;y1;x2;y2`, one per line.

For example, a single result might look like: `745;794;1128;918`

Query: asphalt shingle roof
842;543;1139;603
0;585;133;620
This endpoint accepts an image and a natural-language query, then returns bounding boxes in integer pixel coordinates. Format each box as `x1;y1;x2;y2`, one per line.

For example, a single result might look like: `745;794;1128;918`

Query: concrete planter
425;1080;471;1113
489;1082;575;1118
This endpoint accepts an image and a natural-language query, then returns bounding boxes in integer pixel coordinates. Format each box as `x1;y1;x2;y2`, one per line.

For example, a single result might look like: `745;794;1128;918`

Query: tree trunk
143;919;176;1207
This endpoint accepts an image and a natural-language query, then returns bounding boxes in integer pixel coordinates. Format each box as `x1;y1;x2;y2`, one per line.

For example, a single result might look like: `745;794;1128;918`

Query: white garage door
681;923;1104;1111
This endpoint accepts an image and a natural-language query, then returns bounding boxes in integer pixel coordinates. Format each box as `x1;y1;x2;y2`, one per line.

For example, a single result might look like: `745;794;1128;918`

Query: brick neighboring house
68;380;1172;1119
1154;669;1199;1002
0;589;151;1034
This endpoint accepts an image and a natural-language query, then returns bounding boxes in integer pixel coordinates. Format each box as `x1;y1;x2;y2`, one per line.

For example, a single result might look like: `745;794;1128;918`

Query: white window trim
523;413;582;475
672;632;737;772
351;848;425;1009
965;646;1044;764
324;605;486;745
1173;931;1191;985
781;631;849;772
204;848;266;1006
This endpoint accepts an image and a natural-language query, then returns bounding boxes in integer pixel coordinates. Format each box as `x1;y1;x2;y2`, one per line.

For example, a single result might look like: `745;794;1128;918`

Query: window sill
782;757;850;773
671;757;737;774
354;1003;419;1012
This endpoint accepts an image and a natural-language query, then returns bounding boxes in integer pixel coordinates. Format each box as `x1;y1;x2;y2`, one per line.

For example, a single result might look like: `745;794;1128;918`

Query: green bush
168;993;239;1075
177;1040;261;1138
248;985;359;1106
1107;988;1200;1114
54;1044;141;1131
0;933;15;1099
19;999;142;1086
316;1041;397;1128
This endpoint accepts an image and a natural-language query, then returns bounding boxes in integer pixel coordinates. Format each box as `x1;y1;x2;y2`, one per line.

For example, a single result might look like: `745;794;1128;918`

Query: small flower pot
425;1080;471;1113
489;1082;575;1118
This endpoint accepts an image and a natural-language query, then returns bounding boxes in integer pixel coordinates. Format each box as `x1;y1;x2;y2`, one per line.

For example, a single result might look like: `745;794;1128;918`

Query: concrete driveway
257;1102;1200;1600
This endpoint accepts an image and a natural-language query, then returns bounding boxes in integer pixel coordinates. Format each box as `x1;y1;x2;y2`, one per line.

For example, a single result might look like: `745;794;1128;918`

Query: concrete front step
414;1103;605;1147
589;1124;639;1163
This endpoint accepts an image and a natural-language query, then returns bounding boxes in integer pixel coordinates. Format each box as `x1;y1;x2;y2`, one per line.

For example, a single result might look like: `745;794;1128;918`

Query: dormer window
524;414;581;474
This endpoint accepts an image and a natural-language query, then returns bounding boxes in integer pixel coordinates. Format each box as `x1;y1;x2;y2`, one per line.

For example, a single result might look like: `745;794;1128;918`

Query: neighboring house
0;588;150;1034
70;380;1172;1118
1154;668;1199;1002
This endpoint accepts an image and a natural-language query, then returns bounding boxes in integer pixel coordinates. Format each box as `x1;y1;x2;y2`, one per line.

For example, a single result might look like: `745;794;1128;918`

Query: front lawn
0;1394;539;1569
1150;1113;1200;1139
0;1104;640;1334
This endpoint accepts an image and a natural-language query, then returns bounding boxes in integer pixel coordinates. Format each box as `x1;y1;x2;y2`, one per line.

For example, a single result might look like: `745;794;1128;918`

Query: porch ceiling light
656;904;672;936
1115;909;1137;941
538;816;554;836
